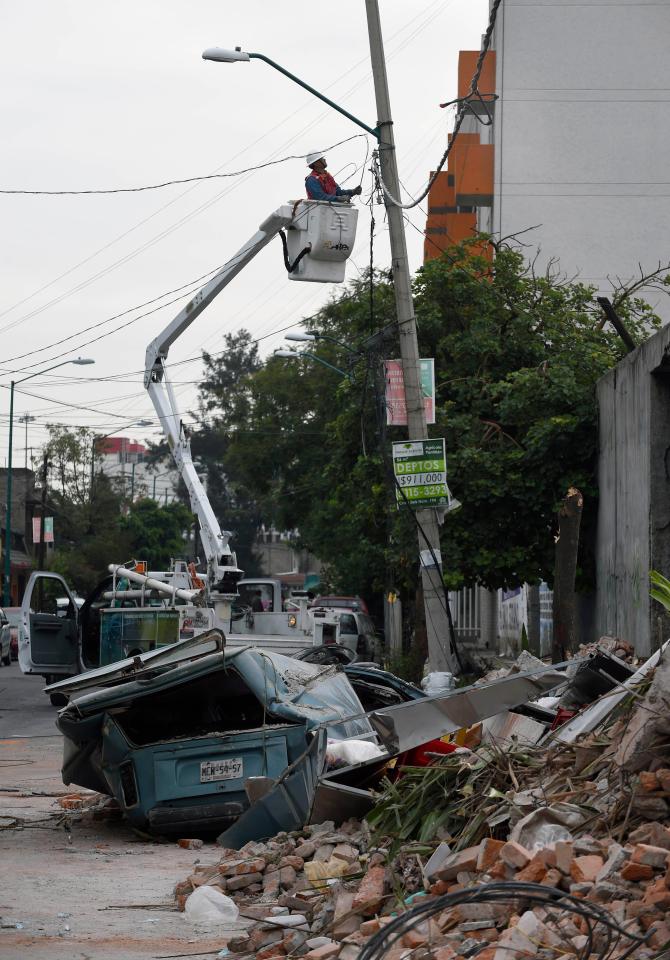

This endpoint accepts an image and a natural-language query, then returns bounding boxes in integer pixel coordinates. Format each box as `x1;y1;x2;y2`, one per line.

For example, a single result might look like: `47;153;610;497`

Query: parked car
0;608;14;666
310;595;369;614
2;606;21;661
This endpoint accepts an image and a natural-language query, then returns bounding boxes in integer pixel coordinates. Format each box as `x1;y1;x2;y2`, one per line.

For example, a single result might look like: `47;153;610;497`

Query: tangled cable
375;0;502;211
358;882;649;960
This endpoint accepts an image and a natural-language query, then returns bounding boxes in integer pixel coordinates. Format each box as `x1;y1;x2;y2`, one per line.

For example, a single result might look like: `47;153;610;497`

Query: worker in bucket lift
305;151;362;202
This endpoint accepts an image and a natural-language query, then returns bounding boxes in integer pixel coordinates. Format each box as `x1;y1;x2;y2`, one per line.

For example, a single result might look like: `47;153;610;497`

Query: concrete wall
596;324;670;655
491;0;670;321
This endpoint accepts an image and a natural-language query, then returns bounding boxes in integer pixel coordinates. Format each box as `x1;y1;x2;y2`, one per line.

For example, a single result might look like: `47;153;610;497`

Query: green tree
215;244;661;602
120;498;192;569
41;425;131;594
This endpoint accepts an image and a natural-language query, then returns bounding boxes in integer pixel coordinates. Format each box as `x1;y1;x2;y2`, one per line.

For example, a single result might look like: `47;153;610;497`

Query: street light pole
365;0;456;673
202;26;458;672
274;349;352;381
19;414;35;469
3;357;94;605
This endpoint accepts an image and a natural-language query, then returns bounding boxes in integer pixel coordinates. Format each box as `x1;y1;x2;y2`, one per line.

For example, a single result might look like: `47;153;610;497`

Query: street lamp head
202;47;250;63
134;419;153;427
72;357;95;366
273;350;300;359
285;333;316;342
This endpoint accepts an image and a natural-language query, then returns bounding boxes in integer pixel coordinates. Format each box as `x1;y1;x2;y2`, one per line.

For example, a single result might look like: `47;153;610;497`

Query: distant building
95;437;179;504
0;468;37;604
255;525;321;592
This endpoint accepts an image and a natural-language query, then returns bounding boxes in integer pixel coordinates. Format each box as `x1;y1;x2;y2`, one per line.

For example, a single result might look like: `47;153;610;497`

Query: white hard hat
306;151;325;167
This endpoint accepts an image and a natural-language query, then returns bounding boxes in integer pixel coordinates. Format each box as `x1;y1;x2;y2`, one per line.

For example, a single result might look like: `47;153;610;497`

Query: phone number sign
392;439;449;508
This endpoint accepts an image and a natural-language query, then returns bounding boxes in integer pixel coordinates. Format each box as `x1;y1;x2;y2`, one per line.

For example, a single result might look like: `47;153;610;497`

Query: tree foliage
120;498;193;570
193;241;660;602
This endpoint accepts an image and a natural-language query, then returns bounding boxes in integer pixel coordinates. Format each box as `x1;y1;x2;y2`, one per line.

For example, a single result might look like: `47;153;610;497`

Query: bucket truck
19;201;362;687
143;200;358;627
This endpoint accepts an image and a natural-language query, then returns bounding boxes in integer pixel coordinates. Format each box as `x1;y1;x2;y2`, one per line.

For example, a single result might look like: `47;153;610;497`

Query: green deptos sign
392;438;449;508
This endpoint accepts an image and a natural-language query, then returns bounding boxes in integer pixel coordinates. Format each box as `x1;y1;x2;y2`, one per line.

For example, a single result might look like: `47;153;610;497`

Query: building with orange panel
424;51;495;264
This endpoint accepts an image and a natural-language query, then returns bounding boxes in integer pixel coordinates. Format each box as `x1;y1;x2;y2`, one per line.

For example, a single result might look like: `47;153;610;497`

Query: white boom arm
144;205;295;597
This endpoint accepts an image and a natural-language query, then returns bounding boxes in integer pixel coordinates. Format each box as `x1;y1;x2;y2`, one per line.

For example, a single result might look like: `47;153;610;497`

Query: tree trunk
552;486;583;662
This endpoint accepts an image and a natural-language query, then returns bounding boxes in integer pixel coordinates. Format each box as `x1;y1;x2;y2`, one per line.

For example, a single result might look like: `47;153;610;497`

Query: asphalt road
0;659;59;739
0;660;247;959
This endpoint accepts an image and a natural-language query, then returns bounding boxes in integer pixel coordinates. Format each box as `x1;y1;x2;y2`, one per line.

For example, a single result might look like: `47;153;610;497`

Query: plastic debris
183;885;240;924
421;671;455;696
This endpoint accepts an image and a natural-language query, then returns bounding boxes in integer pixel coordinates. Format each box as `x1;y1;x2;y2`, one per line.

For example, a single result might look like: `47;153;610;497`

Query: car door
19;572;79;677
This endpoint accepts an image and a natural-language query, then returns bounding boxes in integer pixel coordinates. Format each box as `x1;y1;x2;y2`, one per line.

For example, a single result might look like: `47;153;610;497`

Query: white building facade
490;0;670;319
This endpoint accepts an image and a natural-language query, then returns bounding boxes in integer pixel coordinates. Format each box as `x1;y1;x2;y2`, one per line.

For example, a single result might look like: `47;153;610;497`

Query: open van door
19;572;80;681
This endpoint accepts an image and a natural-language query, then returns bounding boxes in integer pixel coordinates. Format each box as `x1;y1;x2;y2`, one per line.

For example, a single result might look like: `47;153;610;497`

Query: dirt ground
0;663;248;960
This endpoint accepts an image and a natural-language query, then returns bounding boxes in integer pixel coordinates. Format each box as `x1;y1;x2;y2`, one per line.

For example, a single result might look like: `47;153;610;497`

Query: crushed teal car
48;631;373;836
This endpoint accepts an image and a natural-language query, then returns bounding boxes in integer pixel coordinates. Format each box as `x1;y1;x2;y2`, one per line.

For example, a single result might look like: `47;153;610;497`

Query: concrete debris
168;649;670;960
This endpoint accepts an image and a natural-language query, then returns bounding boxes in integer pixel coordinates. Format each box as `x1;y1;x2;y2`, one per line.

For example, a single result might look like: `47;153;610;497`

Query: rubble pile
173;815;670;958
573;636;636;664
173;654;670;958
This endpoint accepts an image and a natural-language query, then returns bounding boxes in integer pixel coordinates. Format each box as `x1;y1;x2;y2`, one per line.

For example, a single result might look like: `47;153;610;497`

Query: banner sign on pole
32;517;54;543
392;438;450;508
384;359;435;426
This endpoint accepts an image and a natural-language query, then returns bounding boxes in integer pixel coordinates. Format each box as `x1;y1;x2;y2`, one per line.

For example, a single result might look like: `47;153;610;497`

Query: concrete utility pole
365;0;457;673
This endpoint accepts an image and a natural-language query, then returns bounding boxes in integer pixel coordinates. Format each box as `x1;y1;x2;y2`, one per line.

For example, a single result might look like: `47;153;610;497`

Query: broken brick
227;872;264;891
555;840;574;875
437;845;481;880
433;948;457;960
570;855;604;883
351;865;386;916
429;879;450;896
177;838;204;850
304;944;340;960
541;868;564;888
500;841;531;870
220;857;266;876
656;768;670;793
639;771;660;792
515;856;547;884
331;843;359;864
631;844;670;869
402;929;427;949
332;891;359;939
621;861;655;882
279;866;297;890
256;945;286;960
476;838;505;873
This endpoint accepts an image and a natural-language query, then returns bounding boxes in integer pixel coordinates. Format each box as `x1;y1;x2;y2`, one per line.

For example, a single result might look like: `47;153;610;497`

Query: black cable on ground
358;882;648;960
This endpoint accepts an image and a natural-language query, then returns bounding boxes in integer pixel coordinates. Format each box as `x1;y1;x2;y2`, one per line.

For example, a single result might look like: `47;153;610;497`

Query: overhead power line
0;135;367;196
0;263;225;369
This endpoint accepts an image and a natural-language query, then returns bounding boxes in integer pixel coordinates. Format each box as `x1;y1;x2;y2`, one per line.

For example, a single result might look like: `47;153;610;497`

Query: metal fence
449;587;482;645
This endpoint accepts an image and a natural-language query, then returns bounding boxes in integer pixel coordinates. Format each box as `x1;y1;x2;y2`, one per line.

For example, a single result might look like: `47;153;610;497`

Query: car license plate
200;758;243;783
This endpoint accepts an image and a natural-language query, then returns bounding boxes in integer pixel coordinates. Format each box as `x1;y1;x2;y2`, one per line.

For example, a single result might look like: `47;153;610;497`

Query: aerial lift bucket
286;200;358;283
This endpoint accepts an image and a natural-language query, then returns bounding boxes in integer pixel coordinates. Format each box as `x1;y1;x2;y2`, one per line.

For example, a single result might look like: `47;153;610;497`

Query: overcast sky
0;0;488;468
